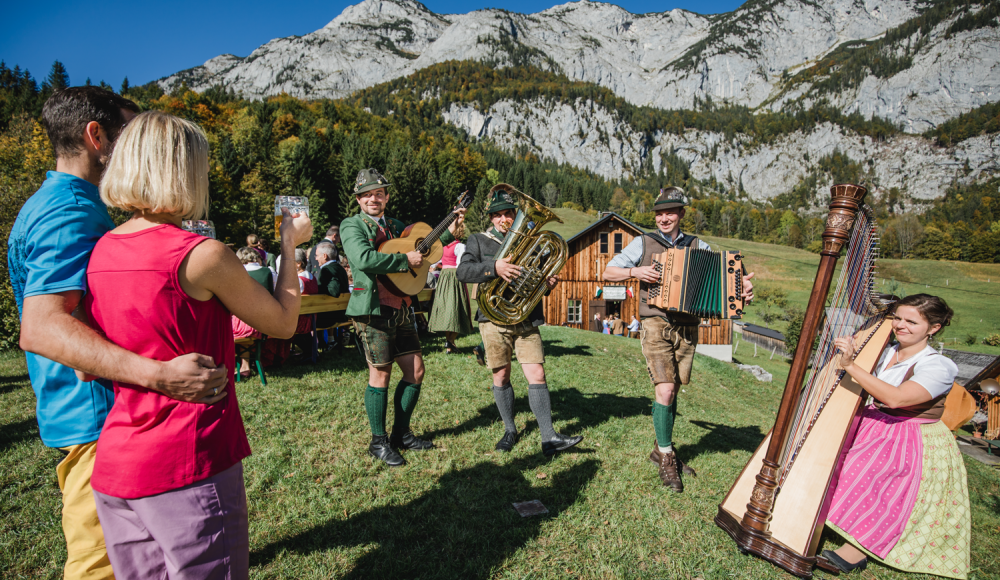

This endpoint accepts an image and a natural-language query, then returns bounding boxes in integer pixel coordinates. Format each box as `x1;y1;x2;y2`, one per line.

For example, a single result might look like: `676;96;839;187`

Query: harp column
739;184;869;539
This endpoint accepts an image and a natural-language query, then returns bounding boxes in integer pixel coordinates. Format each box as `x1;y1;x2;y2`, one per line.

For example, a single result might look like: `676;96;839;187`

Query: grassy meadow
2;327;999;579
537;207;1000;355
702;236;1000;356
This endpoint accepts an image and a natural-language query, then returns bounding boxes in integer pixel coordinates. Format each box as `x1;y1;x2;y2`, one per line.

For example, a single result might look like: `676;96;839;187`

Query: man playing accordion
602;187;754;492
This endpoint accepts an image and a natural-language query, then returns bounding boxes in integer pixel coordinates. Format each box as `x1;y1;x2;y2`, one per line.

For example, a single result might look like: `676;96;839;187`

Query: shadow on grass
421;388;649;442
0;417;39;452
250;455;601;578
541;339;595;358
0;373;30;395
683;420;767;463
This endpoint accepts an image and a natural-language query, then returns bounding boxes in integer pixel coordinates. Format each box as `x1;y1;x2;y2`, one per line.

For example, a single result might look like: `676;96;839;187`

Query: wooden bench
297;289;435;362
234;337;267;385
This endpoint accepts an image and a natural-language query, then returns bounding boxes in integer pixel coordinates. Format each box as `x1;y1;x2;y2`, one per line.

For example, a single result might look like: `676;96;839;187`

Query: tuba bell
477;186;568;325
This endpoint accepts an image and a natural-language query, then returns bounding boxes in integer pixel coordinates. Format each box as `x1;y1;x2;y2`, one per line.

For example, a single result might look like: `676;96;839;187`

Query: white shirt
873;344;958;399
628;319;640;332
607;230;713;269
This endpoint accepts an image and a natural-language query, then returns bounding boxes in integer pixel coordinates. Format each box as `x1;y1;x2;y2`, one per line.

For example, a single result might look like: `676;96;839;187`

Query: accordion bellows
648;248;746;319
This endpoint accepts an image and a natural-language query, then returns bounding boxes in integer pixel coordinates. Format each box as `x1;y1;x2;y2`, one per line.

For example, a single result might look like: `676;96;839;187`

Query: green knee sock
652;401;675;449
364;385;388;436
393;380;422;434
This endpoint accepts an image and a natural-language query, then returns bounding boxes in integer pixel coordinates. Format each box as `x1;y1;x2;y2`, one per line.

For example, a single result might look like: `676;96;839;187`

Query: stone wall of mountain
442;98;997;202
161;0;998;132
159;0;999;202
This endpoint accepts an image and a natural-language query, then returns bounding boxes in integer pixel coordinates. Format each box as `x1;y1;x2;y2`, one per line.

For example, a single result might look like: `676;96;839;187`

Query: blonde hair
100;111;209;219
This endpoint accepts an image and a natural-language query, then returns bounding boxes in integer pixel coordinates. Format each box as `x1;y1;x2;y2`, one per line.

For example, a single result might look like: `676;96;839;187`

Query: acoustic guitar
379;191;473;296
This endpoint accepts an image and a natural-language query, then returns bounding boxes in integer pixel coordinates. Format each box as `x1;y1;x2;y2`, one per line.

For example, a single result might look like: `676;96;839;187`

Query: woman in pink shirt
84;111;311;579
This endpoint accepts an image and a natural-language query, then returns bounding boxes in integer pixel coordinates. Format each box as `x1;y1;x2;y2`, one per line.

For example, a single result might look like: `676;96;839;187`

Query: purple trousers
93;462;249;580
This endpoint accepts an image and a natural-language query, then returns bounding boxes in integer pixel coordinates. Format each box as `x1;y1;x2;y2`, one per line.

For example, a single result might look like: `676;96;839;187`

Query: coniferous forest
2;59;999;348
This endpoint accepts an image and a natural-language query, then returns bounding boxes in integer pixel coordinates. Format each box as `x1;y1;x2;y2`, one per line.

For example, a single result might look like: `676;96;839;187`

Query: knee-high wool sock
653;401;675;450
492;383;516;432
528;383;557;442
365;385;388;436
393;380;421;434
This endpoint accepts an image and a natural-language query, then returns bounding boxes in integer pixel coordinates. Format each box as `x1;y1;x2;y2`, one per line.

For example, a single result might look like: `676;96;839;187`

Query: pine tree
120;77;130;94
46;61;69;93
465;176;492;235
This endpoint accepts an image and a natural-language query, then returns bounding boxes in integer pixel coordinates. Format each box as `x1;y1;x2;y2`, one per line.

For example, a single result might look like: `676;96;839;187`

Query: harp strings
777;206;880;478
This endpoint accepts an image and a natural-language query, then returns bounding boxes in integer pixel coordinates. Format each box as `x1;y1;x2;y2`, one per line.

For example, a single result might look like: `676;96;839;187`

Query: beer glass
274;196;309;240
181;220;216;239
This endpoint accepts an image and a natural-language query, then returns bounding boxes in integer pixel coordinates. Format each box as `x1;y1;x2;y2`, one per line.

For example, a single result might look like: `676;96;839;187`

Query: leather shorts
639;316;698;385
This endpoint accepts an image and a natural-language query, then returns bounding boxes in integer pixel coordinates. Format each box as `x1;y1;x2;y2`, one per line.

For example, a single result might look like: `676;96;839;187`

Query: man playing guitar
340;168;465;467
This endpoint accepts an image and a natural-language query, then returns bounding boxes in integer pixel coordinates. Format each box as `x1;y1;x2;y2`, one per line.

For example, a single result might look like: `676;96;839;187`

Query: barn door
589;300;606;331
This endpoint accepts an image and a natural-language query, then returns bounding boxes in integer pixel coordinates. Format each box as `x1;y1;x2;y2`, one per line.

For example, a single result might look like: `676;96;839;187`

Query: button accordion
647;248;746;319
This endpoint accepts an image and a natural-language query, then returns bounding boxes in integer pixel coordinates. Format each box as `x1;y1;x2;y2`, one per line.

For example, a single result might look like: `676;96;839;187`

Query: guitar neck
416;212;457;253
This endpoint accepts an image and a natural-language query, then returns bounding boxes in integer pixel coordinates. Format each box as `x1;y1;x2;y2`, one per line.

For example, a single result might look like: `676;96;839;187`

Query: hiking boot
649;446;697;477
369;435;406;467
652;446;683;492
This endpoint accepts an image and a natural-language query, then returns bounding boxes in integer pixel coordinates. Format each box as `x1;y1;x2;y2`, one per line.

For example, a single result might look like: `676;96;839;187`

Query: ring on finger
212;387;218;396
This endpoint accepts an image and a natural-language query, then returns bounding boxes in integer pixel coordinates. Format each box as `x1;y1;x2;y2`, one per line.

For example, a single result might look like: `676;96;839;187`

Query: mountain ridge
158;0;999;203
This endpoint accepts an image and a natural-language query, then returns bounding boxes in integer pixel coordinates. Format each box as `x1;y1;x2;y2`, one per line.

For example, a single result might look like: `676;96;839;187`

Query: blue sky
2;0;744;89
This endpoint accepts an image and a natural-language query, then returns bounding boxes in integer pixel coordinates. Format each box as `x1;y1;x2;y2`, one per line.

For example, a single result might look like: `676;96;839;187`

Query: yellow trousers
56;441;114;579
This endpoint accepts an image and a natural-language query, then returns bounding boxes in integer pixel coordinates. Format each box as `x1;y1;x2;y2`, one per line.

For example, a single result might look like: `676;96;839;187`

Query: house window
614;232;623;254
599;233;608;254
567;299;582;324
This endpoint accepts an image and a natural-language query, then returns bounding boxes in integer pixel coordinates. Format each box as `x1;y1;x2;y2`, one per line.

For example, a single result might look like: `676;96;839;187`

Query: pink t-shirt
85;224;250;498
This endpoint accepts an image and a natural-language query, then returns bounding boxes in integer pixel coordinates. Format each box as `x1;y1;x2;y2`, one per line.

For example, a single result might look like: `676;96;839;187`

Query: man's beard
361;204;384;218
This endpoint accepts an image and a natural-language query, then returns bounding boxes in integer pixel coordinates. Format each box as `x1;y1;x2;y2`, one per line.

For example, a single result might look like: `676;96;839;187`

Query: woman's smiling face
891;304;941;347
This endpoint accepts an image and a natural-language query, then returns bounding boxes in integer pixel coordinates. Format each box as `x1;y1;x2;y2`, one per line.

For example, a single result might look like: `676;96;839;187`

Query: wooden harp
715;184;893;578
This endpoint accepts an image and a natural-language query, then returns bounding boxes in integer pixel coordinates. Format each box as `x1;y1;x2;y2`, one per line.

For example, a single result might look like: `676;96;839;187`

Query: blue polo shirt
8;171;115;448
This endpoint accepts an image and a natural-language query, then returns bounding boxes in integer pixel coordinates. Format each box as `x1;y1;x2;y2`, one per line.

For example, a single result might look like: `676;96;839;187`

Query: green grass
703;235;1000;356
541;208;599;240
2;328;999;579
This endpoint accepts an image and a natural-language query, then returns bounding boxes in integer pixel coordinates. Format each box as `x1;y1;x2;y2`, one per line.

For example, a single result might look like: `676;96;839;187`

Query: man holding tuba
456;184;583;456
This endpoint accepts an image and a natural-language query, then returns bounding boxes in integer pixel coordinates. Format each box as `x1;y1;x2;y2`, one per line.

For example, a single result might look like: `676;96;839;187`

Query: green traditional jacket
340;211;454;317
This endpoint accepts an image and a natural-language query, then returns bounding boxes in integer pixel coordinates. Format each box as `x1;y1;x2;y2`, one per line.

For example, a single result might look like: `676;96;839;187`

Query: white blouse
873;344;959;398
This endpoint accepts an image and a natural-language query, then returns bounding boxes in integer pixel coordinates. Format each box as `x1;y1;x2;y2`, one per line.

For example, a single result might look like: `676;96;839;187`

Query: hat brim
488;203;518;214
653;200;687;210
355;182;391;195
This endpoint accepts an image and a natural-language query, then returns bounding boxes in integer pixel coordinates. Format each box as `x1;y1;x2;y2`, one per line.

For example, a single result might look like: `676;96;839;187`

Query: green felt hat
487;184;519;214
653;186;688;210
354;168;391;195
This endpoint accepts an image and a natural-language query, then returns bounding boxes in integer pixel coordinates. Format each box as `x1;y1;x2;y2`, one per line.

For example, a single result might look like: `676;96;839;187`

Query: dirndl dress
428;267;472;335
826;399;971;579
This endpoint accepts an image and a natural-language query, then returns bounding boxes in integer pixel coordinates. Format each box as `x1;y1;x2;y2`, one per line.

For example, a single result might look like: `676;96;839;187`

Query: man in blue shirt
603;187;754;493
10;87;228;579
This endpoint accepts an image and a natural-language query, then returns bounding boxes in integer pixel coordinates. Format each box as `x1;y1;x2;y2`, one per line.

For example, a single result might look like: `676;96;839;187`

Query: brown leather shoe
649;445;683;492
649;446;697;477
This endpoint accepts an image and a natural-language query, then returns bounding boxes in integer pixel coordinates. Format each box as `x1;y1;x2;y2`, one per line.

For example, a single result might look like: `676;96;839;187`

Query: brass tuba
477;188;568;325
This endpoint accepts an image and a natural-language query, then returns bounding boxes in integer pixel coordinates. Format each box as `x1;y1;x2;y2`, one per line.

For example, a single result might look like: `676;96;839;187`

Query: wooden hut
541;212;734;361
738;324;788;358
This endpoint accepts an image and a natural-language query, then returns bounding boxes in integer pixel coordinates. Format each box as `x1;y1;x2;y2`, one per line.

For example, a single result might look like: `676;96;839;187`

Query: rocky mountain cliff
162;0;997;131
160;0;999;202
442;98;997;201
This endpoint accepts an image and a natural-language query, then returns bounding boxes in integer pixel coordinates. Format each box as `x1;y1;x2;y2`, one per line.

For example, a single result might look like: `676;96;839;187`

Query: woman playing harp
823;294;970;578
